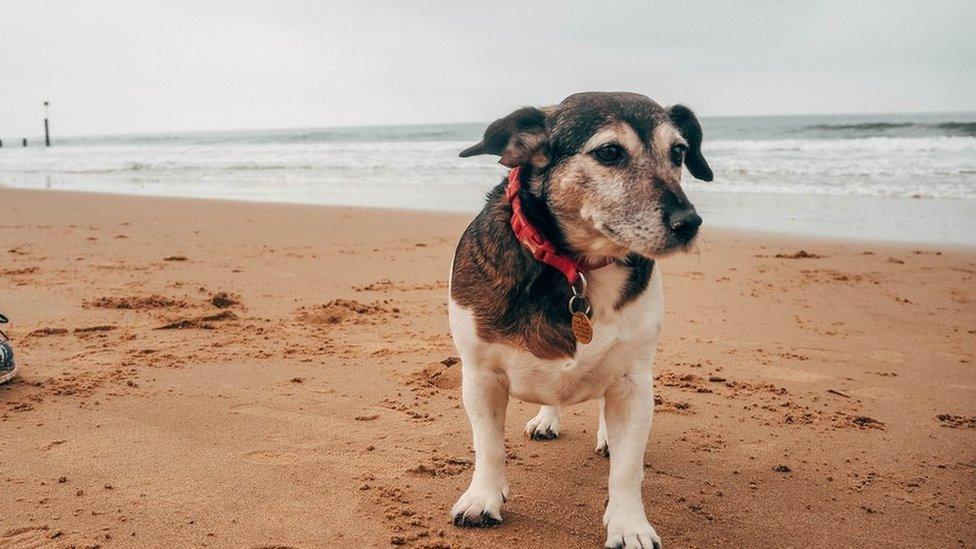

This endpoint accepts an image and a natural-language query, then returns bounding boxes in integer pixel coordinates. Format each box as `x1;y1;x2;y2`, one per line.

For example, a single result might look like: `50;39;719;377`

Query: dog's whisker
690;235;707;266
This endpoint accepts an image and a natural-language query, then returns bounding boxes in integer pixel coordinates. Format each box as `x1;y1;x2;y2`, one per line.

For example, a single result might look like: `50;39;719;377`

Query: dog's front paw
525;406;560;440
451;483;508;528
603;508;661;549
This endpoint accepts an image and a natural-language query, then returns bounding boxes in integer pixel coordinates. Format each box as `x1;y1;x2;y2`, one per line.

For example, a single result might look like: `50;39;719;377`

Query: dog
447;92;712;548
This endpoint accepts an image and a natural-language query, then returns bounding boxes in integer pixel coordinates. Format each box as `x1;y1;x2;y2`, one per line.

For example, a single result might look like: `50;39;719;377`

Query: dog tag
571;311;593;344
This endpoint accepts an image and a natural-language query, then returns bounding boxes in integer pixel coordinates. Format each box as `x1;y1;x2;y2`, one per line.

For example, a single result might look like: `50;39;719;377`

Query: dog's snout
668;208;702;242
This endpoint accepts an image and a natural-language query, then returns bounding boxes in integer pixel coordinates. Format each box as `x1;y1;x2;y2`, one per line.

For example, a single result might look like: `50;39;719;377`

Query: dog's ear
668;105;713;181
459;107;550;168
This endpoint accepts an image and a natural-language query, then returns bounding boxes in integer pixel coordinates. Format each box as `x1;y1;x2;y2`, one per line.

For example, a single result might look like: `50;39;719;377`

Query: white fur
449;264;664;548
525;405;561;438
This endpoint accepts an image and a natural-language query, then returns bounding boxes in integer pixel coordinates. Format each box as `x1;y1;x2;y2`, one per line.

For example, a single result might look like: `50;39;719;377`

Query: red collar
504;167;614;284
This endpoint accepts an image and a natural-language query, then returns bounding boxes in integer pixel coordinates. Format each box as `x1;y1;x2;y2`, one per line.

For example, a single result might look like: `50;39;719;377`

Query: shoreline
1;187;974;548
5;186;976;250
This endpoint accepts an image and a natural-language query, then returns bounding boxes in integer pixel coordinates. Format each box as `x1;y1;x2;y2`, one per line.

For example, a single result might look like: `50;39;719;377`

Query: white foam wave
0;136;974;201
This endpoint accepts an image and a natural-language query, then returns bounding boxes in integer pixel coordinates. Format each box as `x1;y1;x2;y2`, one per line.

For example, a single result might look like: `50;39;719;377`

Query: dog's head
461;92;712;260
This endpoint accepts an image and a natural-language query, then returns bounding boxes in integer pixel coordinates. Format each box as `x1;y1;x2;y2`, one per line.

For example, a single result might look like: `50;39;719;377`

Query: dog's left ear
668;105;713;181
459;107;550;168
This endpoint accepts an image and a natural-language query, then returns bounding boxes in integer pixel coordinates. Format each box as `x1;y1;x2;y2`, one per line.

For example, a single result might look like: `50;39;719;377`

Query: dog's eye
593;144;625;165
670;144;688;167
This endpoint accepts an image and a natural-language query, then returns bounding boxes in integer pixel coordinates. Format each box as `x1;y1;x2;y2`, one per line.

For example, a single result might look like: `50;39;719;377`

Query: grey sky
2;0;975;137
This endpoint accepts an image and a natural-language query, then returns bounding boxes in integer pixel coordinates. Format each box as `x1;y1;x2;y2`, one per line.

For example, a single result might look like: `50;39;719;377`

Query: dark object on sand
774;250;824;259
0;313;16;384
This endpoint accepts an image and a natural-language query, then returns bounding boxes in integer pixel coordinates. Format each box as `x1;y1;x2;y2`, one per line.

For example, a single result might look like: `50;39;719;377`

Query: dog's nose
668;208;702;242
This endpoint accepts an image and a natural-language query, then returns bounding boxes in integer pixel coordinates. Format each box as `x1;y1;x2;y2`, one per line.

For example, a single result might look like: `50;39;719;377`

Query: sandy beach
1;187;974;548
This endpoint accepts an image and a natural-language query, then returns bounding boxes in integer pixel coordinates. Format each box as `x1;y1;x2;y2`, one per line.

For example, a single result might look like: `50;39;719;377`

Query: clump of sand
156;311;237;330
84;295;186;310
295;299;397;325
209;292;239;309
408;357;461;389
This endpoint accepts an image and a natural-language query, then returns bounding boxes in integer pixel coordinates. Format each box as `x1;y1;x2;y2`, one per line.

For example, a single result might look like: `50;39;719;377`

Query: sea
2;112;975;246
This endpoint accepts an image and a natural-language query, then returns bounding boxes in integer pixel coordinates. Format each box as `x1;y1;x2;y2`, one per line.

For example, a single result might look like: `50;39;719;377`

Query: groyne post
44;101;51;146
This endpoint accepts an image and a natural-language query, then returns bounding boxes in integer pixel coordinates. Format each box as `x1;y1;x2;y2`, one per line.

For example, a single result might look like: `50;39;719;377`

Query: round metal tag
571;311;593;344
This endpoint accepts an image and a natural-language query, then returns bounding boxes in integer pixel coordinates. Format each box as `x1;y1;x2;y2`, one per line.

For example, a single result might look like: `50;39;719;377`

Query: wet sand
1;188;974;548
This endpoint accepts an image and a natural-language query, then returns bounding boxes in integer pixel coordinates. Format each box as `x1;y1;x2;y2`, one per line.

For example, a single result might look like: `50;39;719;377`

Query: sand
1;188;974;548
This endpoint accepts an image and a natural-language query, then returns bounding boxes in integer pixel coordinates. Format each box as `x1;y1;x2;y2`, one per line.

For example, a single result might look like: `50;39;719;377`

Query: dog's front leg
452;367;509;527
602;368;661;549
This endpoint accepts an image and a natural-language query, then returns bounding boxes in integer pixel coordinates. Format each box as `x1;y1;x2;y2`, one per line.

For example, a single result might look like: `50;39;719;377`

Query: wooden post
43;101;51;146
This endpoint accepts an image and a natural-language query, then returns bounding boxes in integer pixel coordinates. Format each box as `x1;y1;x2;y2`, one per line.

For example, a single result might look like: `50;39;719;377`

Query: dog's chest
450;265;663;406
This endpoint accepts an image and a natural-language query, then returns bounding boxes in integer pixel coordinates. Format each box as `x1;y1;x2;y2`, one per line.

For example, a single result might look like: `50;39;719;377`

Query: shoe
0;313;16;384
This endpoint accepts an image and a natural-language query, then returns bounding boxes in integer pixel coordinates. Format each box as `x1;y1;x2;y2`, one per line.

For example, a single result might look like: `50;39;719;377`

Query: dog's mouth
600;221;697;258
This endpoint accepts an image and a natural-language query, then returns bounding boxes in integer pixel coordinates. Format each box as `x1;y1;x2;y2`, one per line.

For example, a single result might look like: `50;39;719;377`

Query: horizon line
3;108;975;142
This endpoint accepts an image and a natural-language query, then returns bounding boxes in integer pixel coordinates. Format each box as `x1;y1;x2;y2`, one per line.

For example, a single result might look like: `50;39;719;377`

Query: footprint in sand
243;448;326;465
0;266;38;276
0;525;60;548
849;386;903;400
869;349;905;364
759;365;830;383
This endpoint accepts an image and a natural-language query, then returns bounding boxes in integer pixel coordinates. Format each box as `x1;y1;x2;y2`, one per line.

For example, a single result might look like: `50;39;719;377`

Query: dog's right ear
459;107;549;168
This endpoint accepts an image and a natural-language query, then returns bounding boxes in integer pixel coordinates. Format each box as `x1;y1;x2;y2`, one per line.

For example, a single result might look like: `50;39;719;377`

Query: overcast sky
2;1;975;137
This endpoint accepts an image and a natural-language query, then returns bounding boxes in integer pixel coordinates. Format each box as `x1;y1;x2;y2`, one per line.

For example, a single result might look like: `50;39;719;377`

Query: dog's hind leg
452;367;510;527
595;399;610;457
525;405;561;440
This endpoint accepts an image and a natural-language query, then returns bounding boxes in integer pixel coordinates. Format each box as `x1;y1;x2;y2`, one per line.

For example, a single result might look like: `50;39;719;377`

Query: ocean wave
936;122;976;135
805;122;914;131
707;136;976;152
2;121;974;204
799;121;976;137
686;179;975;199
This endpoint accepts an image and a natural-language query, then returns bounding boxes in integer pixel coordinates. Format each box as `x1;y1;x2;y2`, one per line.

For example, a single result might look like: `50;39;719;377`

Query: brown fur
450;178;653;360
